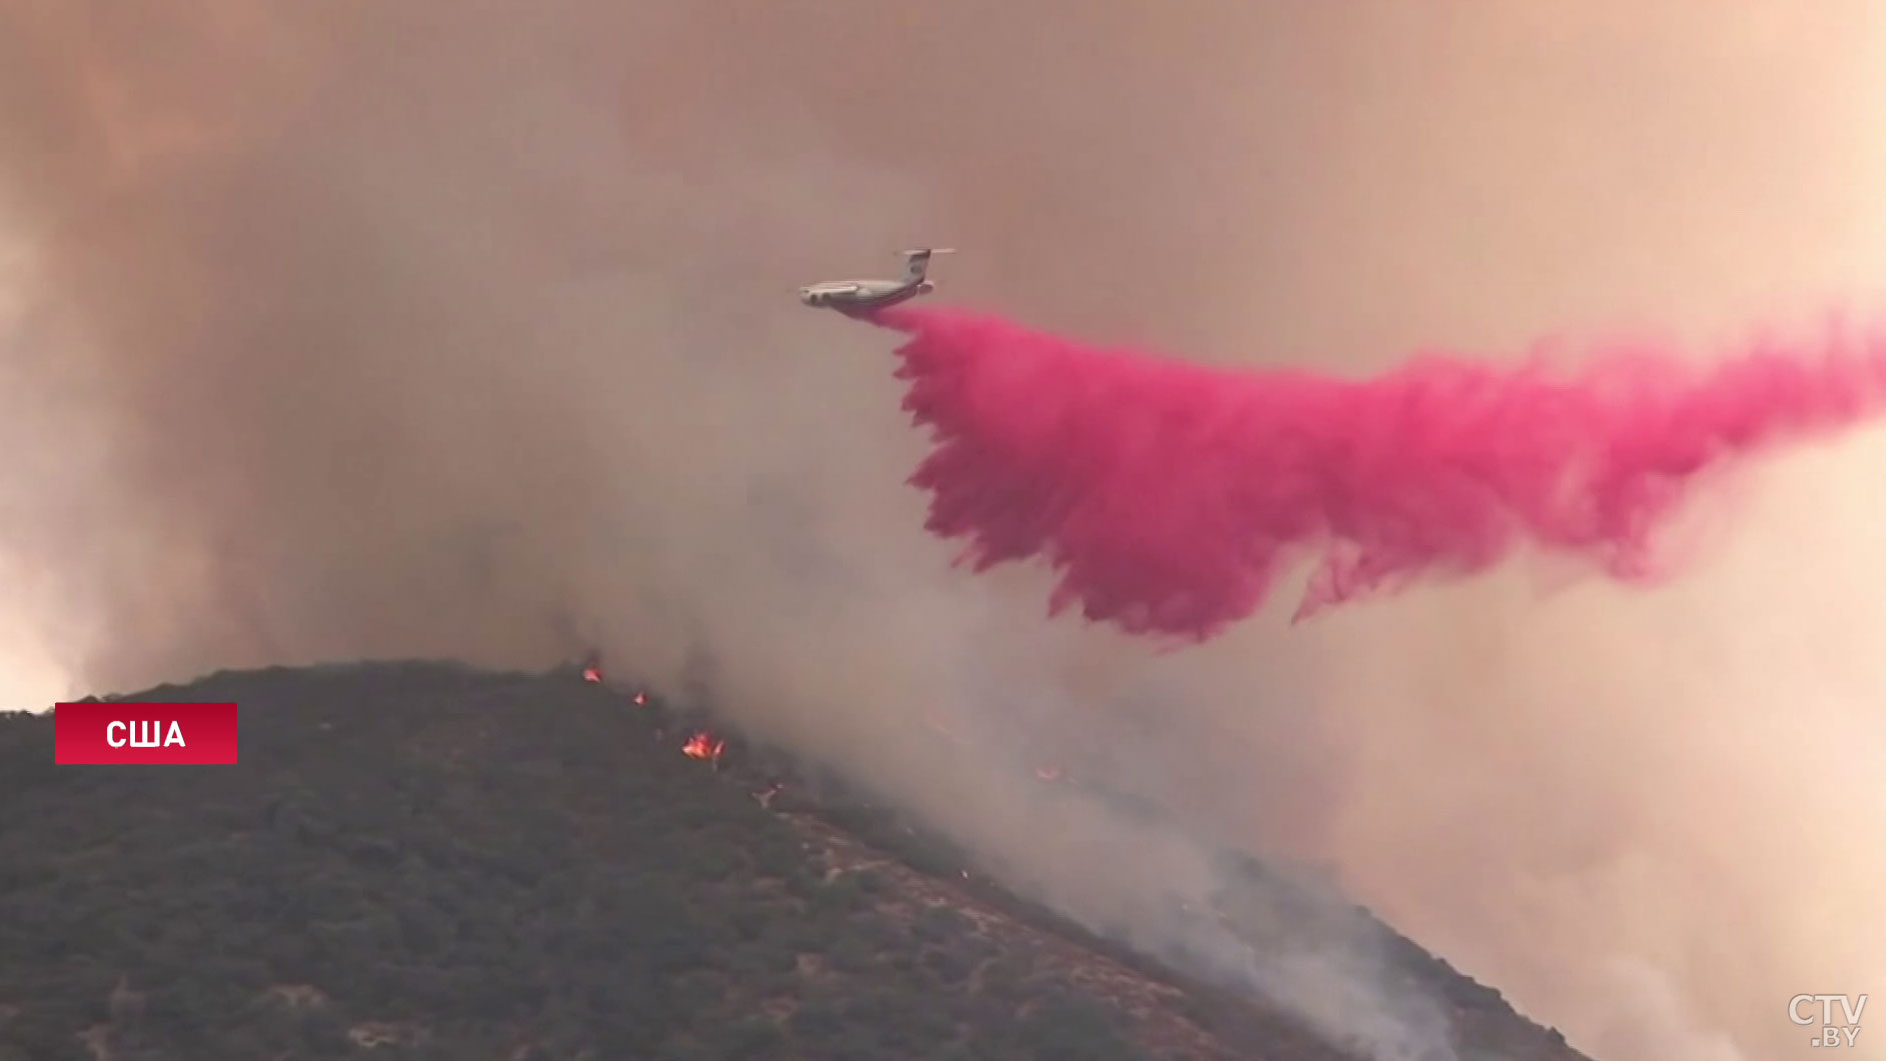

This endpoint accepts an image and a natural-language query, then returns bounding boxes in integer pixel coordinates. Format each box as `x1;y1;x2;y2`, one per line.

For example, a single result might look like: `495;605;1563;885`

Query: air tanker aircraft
799;248;954;315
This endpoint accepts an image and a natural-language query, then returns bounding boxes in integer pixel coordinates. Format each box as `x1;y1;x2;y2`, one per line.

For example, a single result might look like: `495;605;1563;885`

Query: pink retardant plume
860;304;1886;642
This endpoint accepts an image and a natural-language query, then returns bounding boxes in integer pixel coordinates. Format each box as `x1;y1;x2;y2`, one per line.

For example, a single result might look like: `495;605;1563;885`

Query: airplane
799;248;954;315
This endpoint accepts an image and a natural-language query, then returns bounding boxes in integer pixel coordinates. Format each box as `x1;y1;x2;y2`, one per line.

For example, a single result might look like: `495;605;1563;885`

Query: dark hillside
0;661;1593;1061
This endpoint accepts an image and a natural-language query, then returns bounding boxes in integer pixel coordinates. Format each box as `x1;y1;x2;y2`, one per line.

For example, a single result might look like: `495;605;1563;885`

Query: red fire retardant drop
863;305;1886;641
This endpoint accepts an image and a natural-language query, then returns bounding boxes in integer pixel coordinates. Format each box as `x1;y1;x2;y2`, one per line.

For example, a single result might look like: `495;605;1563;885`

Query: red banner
54;702;240;764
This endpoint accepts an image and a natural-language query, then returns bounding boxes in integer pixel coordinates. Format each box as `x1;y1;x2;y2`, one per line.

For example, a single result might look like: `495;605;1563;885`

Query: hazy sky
4;3;1885;1058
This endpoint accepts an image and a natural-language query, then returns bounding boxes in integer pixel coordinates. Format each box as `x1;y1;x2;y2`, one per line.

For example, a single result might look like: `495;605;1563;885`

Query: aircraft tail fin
899;247;955;282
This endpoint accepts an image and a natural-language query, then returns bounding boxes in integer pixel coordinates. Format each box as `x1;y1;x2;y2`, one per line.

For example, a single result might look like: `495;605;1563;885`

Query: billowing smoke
4;3;1885;1059
872;303;1886;638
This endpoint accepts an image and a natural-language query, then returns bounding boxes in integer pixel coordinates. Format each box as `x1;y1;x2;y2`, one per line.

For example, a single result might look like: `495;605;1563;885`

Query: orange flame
632;691;648;706
682;731;725;763
581;666;602;683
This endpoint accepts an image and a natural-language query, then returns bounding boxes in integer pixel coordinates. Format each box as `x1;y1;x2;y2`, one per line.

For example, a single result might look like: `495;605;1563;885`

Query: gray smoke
5;3;1885;1058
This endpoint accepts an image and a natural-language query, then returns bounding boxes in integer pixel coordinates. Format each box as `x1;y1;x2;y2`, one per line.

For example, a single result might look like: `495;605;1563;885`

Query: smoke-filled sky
5;3;1886;1059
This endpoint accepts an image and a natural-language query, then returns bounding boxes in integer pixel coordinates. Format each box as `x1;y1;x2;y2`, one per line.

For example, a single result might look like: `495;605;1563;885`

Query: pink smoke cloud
865;305;1886;640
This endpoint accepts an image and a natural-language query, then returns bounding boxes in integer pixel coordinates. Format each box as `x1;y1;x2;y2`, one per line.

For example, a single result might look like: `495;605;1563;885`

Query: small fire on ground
682;731;726;766
577;657;651;706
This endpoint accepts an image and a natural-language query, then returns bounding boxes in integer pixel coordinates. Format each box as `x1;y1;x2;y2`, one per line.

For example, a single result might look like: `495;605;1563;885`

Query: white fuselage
798;277;934;314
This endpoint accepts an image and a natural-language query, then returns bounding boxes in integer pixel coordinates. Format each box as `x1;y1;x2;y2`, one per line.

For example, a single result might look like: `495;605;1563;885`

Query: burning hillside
0;660;1592;1060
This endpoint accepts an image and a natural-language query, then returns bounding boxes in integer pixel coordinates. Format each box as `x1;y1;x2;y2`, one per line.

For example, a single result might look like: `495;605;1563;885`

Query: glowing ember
579;653;603;683
681;731;726;763
632;691;648;706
